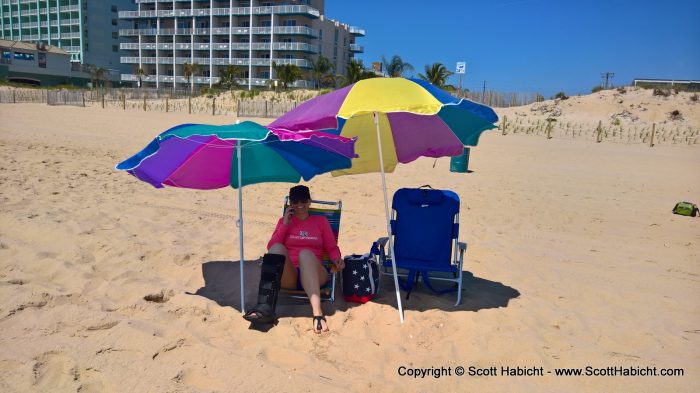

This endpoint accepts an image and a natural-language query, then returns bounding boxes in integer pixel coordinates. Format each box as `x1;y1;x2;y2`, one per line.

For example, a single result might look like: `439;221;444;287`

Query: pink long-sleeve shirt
267;215;341;267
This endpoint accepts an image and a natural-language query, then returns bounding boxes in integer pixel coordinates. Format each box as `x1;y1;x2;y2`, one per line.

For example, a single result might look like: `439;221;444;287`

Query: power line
601;72;615;89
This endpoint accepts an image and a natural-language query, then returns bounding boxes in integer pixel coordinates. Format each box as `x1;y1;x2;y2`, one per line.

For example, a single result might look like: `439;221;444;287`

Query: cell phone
288;208;294;214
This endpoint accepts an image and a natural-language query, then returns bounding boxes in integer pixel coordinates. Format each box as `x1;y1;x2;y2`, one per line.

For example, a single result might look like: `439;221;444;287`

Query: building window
260;71;269;78
319;30;323;39
284;54;294;60
112;18;118;26
260;20;271;27
111;5;118;13
112;31;118;39
261;53;270;59
112;45;119;52
334;30;338;42
283;20;297;27
241;20;250;27
14;51;34;61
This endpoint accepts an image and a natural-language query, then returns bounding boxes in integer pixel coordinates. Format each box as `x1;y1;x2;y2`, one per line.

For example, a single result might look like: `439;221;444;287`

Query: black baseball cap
289;185;311;203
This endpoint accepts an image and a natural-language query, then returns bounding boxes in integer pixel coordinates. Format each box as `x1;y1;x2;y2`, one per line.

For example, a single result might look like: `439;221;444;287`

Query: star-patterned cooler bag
342;250;380;303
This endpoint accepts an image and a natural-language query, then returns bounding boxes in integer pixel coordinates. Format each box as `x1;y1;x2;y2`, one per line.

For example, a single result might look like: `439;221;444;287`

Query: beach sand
0;92;698;392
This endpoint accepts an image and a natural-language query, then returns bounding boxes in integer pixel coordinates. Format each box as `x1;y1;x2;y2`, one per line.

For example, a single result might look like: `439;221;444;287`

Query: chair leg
455;269;463;306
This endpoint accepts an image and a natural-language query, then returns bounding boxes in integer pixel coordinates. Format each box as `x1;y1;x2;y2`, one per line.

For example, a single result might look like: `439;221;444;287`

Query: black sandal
312;315;328;333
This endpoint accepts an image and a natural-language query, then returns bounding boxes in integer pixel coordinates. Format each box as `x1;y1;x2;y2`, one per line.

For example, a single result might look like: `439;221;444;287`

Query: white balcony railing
120;42;319;53
119;26;318;38
119;5;319;19
120;73;314;88
348;26;366;36
120;57;311;68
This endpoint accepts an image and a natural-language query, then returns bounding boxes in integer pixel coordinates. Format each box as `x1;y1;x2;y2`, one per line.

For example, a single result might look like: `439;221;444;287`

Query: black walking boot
243;253;285;324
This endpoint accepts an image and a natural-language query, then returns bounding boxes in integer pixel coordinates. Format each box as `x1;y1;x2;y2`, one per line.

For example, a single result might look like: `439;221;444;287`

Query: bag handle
418;184;434;189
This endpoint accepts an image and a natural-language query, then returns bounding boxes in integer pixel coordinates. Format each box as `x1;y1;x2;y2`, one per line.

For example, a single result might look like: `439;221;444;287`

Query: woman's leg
268;243;298;290
297;249;330;332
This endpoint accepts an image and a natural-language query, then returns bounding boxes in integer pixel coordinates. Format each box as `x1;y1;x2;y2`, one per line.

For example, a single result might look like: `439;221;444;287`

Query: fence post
122;93;126;110
82;92;85;107
143;92;147;111
650;123;656;147
188;96;192;114
502;115;507;135
166;97;169;113
101;93;105;109
236;100;240;117
596;121;602;143
12;90;16;103
212;97;216;116
264;101;268;117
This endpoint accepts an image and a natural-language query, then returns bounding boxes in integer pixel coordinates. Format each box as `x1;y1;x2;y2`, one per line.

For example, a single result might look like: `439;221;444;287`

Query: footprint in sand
172;368;224;391
32;352;79;390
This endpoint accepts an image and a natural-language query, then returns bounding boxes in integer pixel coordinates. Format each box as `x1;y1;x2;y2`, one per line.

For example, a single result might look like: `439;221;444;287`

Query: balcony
348;26;365;36
349;44;364;53
120;26;319;38
120;42;319;53
120;56;311;68
119;5;319;19
121;73;314;88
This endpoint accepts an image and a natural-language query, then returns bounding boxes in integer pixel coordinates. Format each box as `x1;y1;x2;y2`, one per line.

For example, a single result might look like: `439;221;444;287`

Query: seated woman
243;185;344;333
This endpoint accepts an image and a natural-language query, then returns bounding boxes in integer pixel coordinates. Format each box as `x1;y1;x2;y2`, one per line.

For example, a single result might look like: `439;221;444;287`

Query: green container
449;148;470;173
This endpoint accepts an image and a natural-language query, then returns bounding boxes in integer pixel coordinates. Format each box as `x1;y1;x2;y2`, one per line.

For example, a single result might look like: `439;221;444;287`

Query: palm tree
218;65;244;90
381;55;414;77
342;59;376;86
418;63;454;87
273;62;302;89
135;67;146;89
183;62;200;96
87;66;108;89
309;55;334;89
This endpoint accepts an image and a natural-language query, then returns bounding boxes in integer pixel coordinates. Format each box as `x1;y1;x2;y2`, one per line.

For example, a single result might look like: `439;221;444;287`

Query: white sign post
456;62;466;97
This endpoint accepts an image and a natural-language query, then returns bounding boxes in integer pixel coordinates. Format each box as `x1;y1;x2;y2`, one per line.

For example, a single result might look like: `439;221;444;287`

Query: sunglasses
289;199;310;205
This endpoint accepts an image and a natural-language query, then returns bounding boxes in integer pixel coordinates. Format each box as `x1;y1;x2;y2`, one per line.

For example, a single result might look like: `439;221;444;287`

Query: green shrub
669;110;683;121
653;88;670;97
553;92;569;100
691;93;698;102
591;85;604;93
616;87;627;94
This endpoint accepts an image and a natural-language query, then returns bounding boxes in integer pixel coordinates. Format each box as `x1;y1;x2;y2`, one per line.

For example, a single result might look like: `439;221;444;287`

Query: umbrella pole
373;112;405;324
237;142;245;315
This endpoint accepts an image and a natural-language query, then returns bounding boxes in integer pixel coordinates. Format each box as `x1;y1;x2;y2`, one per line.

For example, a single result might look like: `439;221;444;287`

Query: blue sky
325;0;700;98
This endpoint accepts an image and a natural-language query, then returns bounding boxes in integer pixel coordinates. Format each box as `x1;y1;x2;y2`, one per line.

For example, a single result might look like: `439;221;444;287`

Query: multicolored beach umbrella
268;78;499;322
116;121;356;313
269;77;498;175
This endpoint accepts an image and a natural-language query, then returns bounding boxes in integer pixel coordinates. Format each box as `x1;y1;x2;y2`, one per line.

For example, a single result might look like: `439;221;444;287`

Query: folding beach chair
375;187;467;305
280;197;342;302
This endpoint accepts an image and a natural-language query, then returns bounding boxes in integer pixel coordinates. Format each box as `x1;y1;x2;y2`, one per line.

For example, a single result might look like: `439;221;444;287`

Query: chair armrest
458;242;467;253
377;237;389;247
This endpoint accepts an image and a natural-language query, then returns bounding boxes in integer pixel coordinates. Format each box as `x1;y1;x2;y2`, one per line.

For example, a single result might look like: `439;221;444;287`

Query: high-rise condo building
117;0;365;89
0;0;135;74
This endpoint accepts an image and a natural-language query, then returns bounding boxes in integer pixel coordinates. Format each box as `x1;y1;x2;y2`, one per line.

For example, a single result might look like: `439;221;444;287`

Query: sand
0;89;698;392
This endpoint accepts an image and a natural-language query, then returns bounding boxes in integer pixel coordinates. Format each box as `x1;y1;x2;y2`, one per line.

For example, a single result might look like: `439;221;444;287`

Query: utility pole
601;72;615;89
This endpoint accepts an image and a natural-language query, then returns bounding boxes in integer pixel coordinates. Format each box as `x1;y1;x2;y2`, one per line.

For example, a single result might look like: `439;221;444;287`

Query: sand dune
0;92;698;392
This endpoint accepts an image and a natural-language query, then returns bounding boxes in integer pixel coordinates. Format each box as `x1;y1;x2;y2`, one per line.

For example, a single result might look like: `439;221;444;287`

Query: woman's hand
283;207;295;226
332;257;345;271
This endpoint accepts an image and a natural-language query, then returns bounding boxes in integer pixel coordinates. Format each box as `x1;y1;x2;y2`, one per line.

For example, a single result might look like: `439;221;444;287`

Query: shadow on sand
191;259;520;319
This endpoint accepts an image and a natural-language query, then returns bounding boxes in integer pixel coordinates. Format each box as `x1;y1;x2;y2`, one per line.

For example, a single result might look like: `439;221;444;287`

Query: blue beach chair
375;187;466;305
280;197;341;302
